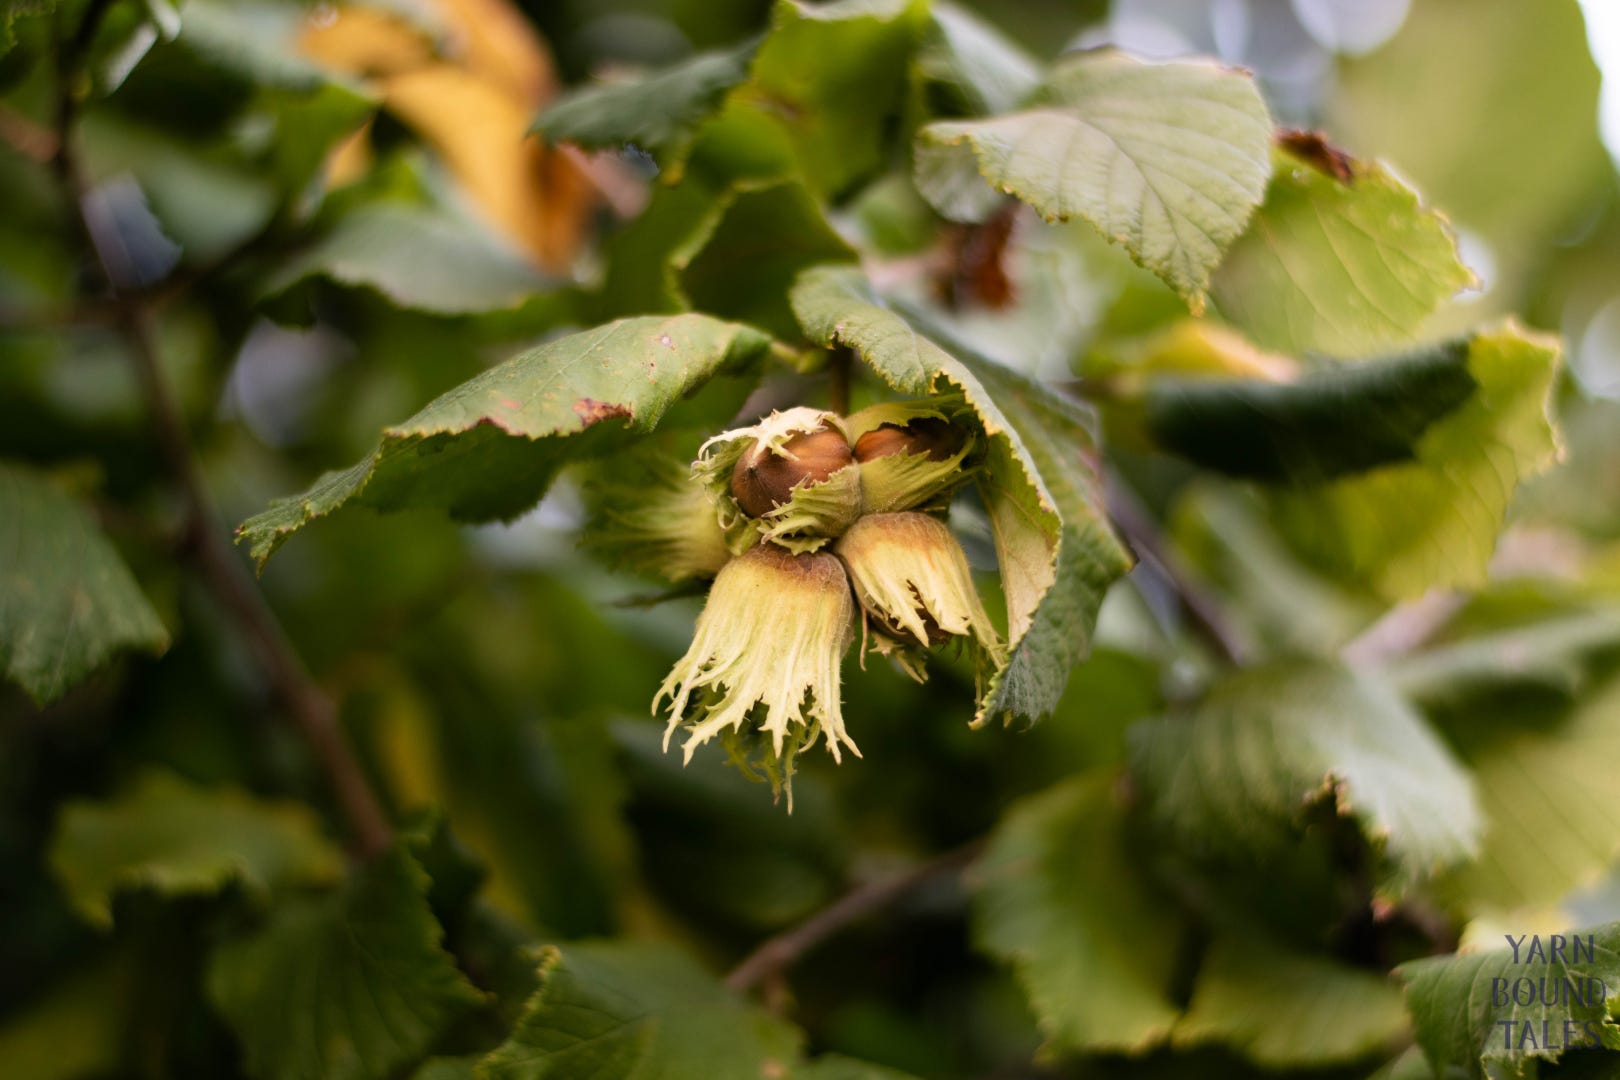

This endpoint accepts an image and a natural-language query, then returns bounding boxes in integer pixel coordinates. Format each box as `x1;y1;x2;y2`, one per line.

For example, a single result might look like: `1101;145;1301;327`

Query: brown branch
725;839;984;996
51;2;392;858
1105;475;1250;666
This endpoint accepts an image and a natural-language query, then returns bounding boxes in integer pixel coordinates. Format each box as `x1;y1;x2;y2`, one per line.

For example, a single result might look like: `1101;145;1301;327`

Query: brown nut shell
853;417;963;464
730;427;854;518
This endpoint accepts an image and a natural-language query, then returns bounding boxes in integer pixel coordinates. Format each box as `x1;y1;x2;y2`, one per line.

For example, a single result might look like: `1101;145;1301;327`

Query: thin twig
51;1;392;858
725;840;984;996
827;345;853;416
1105;475;1249;666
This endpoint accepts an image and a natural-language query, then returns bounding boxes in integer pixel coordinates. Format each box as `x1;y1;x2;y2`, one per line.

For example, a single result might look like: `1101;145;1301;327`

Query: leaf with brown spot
237;315;770;568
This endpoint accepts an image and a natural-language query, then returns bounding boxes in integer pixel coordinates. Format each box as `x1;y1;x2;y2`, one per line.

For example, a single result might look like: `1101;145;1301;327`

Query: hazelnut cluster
641;399;1002;802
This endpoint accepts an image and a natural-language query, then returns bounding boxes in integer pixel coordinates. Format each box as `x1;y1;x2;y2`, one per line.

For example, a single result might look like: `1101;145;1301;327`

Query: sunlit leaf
1211;142;1473;356
916;50;1272;307
1270;325;1561;599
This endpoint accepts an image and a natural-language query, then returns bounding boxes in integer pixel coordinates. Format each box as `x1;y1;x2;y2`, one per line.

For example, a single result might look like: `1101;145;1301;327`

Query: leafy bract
1269;325;1561;599
972;773;1182;1055
1398;922;1620;1079
477;942;802;1080
916;50;1272;307
1210;143;1474;356
49;770;343;928
790;265;1131;723
533;43;756;169
263;201;551;316
1144;339;1477;483
1129;662;1481;891
208;845;484;1080
0;463;169;705
1173;935;1407;1066
237;314;770;567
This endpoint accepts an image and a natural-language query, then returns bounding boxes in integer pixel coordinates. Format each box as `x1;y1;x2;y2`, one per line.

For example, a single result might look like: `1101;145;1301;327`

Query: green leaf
915;1;1041;117
1143;339;1478;483
1173;935;1407;1066
1438;674;1620;914
718;0;928;198
1209;143;1474;356
0;0;53;59
1398;923;1620;1079
1329;0;1606;254
790;265;1132;723
793;1056;924;1080
1269;325;1562;599
476;942;802;1080
208;845;485;1080
673;179;856;340
916;50;1272;308
237;314;771;567
0;463;169;706
973;773;1183;1055
264;202;550;316
0;954;131;1080
1129;662;1481;891
534;43;756;169
49;770;343;928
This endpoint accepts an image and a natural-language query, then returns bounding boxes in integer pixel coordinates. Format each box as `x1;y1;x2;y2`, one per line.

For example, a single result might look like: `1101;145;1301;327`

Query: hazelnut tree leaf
1172;935;1408;1067
1209;144;1474;357
915;50;1272;308
237;314;772;568
533;42;758;169
972;773;1184;1055
207;843;485;1080
262;200;554;316
708;0;928;199
1397;922;1620;1079
0;463;169;706
1436;673;1620;915
1129;662;1482;895
476;941;803;1080
48;770;344;928
1142;338;1479;483
790;264;1132;724
915;1;1041;118
1267;324;1561;600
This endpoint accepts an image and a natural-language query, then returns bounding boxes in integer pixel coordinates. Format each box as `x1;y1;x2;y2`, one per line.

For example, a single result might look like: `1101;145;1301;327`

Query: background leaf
0;463;169;705
1129;662;1481;890
49;770;343;928
477;941;802;1080
972;773;1183;1055
208;844;484;1080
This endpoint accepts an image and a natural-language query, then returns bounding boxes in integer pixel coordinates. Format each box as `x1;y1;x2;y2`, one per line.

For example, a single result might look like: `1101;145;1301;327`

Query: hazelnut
853;417;963;464
730;426;854;518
